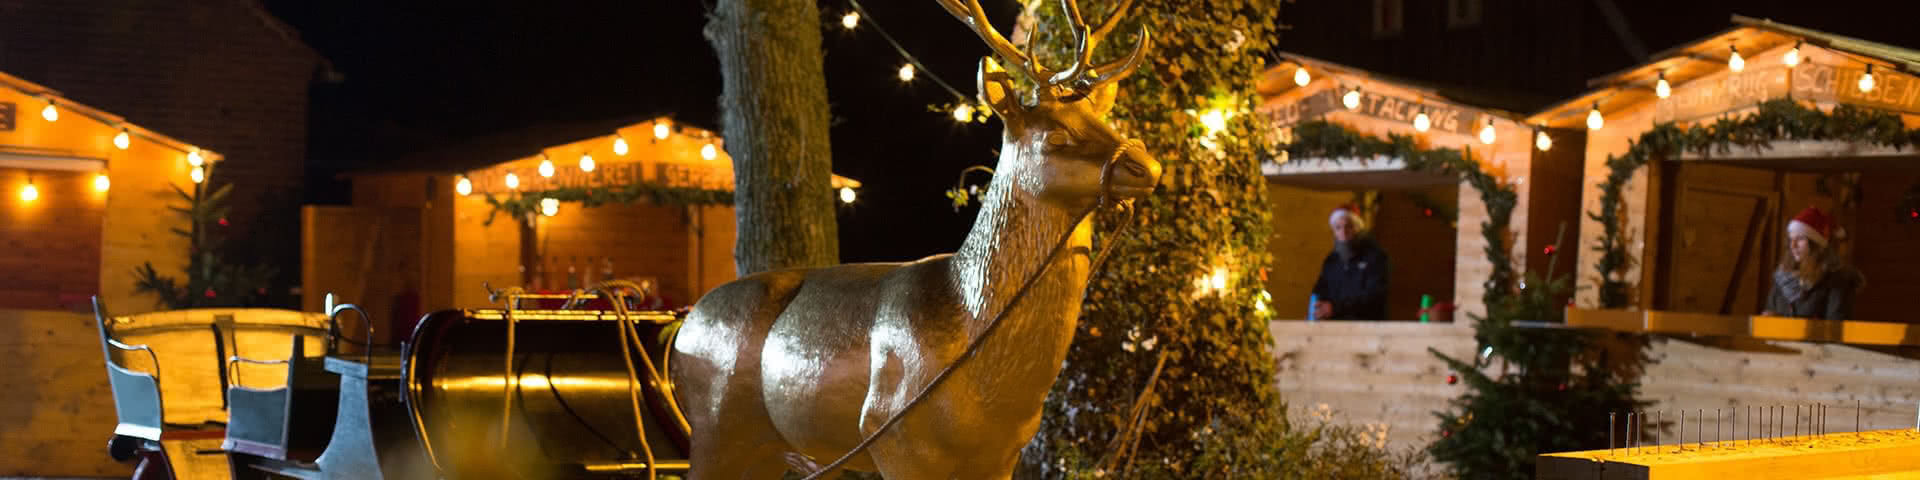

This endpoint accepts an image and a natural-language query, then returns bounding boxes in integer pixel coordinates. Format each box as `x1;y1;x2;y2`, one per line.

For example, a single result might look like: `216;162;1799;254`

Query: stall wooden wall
0;309;126;477
532;202;715;307
1853;171;1920;323
1270;320;1920;458
0;168;102;311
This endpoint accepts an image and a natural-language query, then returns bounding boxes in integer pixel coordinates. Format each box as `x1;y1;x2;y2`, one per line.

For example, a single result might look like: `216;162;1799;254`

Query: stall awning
1264;155;1457;191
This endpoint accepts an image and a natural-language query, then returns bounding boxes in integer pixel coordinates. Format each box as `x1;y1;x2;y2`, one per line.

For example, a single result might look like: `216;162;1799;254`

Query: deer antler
939;0;1151;99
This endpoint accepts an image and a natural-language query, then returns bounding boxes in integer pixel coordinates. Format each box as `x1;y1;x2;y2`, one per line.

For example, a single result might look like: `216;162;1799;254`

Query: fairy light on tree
952;103;975;122
897;63;916;82
841;11;860;29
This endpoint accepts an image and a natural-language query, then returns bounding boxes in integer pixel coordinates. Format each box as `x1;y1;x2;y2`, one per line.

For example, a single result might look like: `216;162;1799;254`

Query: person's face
1331;216;1357;243
1790;234;1813;262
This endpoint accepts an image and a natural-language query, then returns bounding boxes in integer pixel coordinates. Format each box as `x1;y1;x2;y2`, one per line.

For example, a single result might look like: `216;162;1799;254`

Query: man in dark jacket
1312;205;1390;321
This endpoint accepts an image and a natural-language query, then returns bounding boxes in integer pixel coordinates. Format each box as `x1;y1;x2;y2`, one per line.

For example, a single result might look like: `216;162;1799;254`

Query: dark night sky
260;0;1915;263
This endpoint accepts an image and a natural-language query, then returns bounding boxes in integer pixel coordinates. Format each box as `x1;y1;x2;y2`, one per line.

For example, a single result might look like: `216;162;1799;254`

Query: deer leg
675;274;806;480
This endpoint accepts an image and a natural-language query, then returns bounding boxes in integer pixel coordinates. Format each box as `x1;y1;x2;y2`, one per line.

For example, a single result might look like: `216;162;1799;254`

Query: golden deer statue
670;1;1156;477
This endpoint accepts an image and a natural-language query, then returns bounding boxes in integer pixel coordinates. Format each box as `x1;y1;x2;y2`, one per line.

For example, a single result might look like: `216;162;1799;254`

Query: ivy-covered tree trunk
705;0;840;275
1018;0;1289;477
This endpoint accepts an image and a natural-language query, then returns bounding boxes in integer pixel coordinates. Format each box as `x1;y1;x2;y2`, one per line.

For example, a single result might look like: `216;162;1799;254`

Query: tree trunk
705;0;840;276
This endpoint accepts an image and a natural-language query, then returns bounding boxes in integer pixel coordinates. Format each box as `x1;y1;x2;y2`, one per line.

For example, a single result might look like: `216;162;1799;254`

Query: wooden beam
1540;429;1920;480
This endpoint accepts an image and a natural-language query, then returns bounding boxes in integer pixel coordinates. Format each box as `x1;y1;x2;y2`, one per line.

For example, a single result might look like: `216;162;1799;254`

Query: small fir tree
133;162;277;309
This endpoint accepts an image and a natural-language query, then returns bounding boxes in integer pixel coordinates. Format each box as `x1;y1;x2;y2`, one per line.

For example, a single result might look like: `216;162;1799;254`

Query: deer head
941;0;1161;210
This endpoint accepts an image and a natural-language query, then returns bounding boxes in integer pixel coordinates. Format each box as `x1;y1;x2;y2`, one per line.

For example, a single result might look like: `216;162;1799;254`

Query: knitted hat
1787;206;1831;246
1329;204;1365;229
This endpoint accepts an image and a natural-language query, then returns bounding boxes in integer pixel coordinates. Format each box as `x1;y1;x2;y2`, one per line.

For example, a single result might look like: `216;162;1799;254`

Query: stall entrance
1653;155;1920;322
1265;176;1459;322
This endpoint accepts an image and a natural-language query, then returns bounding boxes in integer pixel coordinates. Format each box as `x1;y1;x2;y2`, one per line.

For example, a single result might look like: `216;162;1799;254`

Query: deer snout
1105;140;1160;198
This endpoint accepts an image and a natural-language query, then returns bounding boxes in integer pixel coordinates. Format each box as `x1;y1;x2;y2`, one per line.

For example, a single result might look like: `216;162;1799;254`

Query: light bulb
1535;130;1553;151
654;121;671;140
1783;42;1802;67
841;11;860;29
505;172;520;190
701;143;718;160
1293;67;1310;87
1728;46;1745;72
952;103;974;122
40;102;57;122
94;174;111;192
1655;73;1671;99
455;176;473;196
612;135;629;156
1209;267;1229;291
1413;111;1431;132
1478;121;1496;145
187;149;204;167
540;198;559;217
1343;89;1361;109
579;153;595;172
538;156;555;178
1587;104;1604;130
839;186;856;204
190;166;206;184
114;129;131;150
1199;109;1227;134
898;64;915;82
1860;65;1876;92
20;182;37;202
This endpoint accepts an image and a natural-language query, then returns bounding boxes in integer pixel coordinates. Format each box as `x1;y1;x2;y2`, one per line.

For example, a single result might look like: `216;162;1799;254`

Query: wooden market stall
0;71;226;476
1254;53;1587;322
1529;15;1920;324
309;115;861;342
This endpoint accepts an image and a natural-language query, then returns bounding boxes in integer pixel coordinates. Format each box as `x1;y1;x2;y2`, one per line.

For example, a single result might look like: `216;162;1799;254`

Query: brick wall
0;0;318;246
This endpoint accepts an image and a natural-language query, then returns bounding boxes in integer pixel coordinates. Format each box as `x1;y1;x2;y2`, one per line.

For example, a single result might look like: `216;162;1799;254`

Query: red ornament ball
1557;383;1567;391
1543;245;1557;255
1423;208;1434;217
1911;209;1918;219
1446;374;1458;385
218;218;229;227
1442;430;1452;438
204;288;217;298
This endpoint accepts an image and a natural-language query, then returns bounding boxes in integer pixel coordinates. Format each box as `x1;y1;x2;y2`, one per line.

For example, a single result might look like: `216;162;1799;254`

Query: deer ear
1088;81;1121;118
978;57;1023;121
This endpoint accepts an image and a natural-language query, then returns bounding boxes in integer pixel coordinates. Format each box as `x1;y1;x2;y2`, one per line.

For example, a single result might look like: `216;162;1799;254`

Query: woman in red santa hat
1763;206;1864;320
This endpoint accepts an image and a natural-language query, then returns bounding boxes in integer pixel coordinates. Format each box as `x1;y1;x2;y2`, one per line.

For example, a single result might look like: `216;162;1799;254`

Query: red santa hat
1329;204;1365;229
1787;206;1831;246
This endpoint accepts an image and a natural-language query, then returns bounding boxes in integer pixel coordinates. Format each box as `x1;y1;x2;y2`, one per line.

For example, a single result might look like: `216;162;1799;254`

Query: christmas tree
133;162;277;310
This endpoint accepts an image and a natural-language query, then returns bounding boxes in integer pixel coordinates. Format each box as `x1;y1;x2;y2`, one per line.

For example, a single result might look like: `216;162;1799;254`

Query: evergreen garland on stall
481;184;734;225
1590;98;1920;307
132;166;279;310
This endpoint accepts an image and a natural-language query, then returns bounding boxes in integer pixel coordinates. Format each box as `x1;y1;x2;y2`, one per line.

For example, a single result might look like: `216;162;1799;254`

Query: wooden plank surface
0;309;129;477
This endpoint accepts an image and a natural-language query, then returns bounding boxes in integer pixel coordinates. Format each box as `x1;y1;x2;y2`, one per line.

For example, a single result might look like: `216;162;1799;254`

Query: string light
187;149;204;167
612;135;629;156
540;197;559;217
839;186;857;204
1859;64;1876;93
579;153;595;172
94;173;110;192
1535;129;1553;152
1199;109;1228;135
952;103;974;122
1587;102;1604;130
19;178;37;202
1783;40;1802;67
40;99;57;122
1413;108;1431;132
455;175;473;196
538;154;556;178
1655;71;1671;99
190;166;205;184
113;128;131;150
1293;67;1311;87
654;120;671;140
897;64;916;82
1478;119;1497;145
505;172;520;190
1728;45;1745;72
841;11;860;29
701;142;718;161
1343;87;1361;109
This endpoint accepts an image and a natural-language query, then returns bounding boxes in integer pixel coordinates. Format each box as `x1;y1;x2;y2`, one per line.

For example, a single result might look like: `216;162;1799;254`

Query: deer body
671;2;1155;478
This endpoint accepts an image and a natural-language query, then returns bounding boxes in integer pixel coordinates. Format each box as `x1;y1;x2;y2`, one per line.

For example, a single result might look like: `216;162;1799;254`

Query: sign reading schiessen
0;102;14;132
1262;88;1485;137
467;161;732;196
1654;63;1920;124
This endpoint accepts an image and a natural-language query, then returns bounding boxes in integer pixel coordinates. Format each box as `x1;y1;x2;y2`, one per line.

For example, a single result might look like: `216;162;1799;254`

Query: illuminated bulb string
843;0;975;117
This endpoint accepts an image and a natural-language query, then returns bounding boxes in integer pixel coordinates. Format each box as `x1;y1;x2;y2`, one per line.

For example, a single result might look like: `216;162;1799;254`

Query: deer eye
1044;128;1077;150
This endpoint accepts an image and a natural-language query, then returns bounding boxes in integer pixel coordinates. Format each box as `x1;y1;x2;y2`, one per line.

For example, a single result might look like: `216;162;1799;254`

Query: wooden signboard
466;161;732;196
1655;63;1920;125
0;101;13;131
1653;67;1791;124
1792;63;1920;115
1262;88;1484;137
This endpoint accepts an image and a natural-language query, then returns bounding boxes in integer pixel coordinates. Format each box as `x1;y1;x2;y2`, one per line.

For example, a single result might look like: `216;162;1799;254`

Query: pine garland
481;184;733;225
1590;99;1920;307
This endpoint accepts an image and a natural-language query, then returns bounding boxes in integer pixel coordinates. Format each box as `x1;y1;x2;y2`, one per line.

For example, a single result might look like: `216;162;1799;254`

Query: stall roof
1259;52;1557;119
1529;14;1920;129
0;71;220;162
